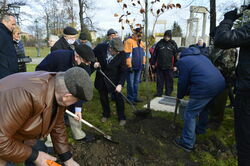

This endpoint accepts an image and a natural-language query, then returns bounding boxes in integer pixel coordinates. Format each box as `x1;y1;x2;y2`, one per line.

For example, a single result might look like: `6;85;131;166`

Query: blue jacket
36;50;75;72
0;23;18;79
177;47;225;99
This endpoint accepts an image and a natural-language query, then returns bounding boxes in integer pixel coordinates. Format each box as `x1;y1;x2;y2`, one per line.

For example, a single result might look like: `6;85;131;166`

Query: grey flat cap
64;67;93;101
109;38;124;52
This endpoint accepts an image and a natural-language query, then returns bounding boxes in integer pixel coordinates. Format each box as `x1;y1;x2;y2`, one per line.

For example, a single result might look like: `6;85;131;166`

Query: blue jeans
126;69;142;102
180;97;213;148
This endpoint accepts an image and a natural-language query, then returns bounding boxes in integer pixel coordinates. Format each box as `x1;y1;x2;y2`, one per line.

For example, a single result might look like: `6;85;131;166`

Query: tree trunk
145;0;151;110
45;11;50;45
210;0;216;43
78;0;84;32
152;16;159;37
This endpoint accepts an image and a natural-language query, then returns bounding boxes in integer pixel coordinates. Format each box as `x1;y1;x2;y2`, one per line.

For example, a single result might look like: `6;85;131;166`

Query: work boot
173;138;194;152
119;120;126;126
101;117;108;123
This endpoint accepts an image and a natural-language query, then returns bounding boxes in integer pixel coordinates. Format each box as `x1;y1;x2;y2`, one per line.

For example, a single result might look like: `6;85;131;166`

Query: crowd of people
0;5;250;165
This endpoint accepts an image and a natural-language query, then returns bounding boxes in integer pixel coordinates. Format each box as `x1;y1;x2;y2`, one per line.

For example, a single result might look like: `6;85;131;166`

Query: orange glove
46;160;62;166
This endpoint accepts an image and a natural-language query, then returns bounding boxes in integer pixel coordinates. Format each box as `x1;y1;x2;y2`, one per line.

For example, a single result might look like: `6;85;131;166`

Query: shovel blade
104;135;119;144
133;109;152;117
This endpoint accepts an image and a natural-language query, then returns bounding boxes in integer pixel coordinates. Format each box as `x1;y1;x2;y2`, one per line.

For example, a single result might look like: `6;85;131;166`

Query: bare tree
64;0;76;27
115;0;181;36
78;0;94;31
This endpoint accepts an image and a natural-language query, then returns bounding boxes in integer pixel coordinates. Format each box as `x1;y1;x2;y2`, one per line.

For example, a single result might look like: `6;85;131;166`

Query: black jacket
93;43;127;92
152;39;178;70
0;23;18;79
50;37;74;52
214;19;250;95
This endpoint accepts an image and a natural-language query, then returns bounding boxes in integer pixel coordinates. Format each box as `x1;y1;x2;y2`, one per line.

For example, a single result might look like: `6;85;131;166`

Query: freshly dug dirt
72;116;200;166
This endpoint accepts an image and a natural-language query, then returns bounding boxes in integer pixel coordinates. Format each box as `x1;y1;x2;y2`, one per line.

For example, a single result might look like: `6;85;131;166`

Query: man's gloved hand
128;67;133;73
224;9;243;21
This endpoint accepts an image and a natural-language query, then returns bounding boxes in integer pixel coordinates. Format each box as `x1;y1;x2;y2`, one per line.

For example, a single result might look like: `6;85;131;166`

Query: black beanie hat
79;32;88;40
75;44;96;62
64;67;93;101
63;26;78;35
164;30;172;38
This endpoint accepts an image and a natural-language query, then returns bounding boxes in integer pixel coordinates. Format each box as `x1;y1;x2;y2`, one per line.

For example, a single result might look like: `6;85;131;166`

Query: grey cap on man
109;38;124;52
107;28;117;36
64;67;93;101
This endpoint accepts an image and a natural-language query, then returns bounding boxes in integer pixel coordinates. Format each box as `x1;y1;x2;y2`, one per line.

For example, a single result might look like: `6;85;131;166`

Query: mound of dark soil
72;117;200;166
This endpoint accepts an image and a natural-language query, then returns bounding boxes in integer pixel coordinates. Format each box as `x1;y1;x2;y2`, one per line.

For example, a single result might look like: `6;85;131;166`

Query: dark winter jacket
36;50;75;72
13;40;27;72
93;43;127;92
0;23;18;79
214;19;250;96
152;39;178;70
177;47;225;99
50;37;75;52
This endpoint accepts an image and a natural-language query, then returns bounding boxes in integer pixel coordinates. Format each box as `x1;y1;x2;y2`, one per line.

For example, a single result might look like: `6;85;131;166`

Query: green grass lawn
23;64;237;165
25;47;50;58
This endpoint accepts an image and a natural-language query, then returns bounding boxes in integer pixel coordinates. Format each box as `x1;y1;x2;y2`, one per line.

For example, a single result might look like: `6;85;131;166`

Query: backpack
209;44;237;81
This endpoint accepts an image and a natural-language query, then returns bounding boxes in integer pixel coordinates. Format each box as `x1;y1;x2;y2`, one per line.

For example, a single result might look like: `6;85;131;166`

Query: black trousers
234;94;250;166
209;88;228;124
98;89;126;121
156;68;173;96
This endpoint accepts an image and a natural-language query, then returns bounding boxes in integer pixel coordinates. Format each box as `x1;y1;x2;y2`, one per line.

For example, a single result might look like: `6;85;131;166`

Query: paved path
30;57;44;64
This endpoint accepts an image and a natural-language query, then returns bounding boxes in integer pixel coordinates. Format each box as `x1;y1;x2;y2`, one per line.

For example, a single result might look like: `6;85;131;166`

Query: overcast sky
20;0;244;37
91;0;243;37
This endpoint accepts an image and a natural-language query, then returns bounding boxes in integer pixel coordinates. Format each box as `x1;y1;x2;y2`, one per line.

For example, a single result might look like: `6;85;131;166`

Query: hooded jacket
0;72;71;163
177;47;225;99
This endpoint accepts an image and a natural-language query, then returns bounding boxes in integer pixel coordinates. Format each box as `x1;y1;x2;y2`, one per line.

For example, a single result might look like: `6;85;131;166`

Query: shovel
171;98;180;129
98;69;151;117
65;110;117;143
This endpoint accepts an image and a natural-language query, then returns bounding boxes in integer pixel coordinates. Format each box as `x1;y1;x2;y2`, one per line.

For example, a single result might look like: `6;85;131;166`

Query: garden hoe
98;69;151;117
65;110;118;144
